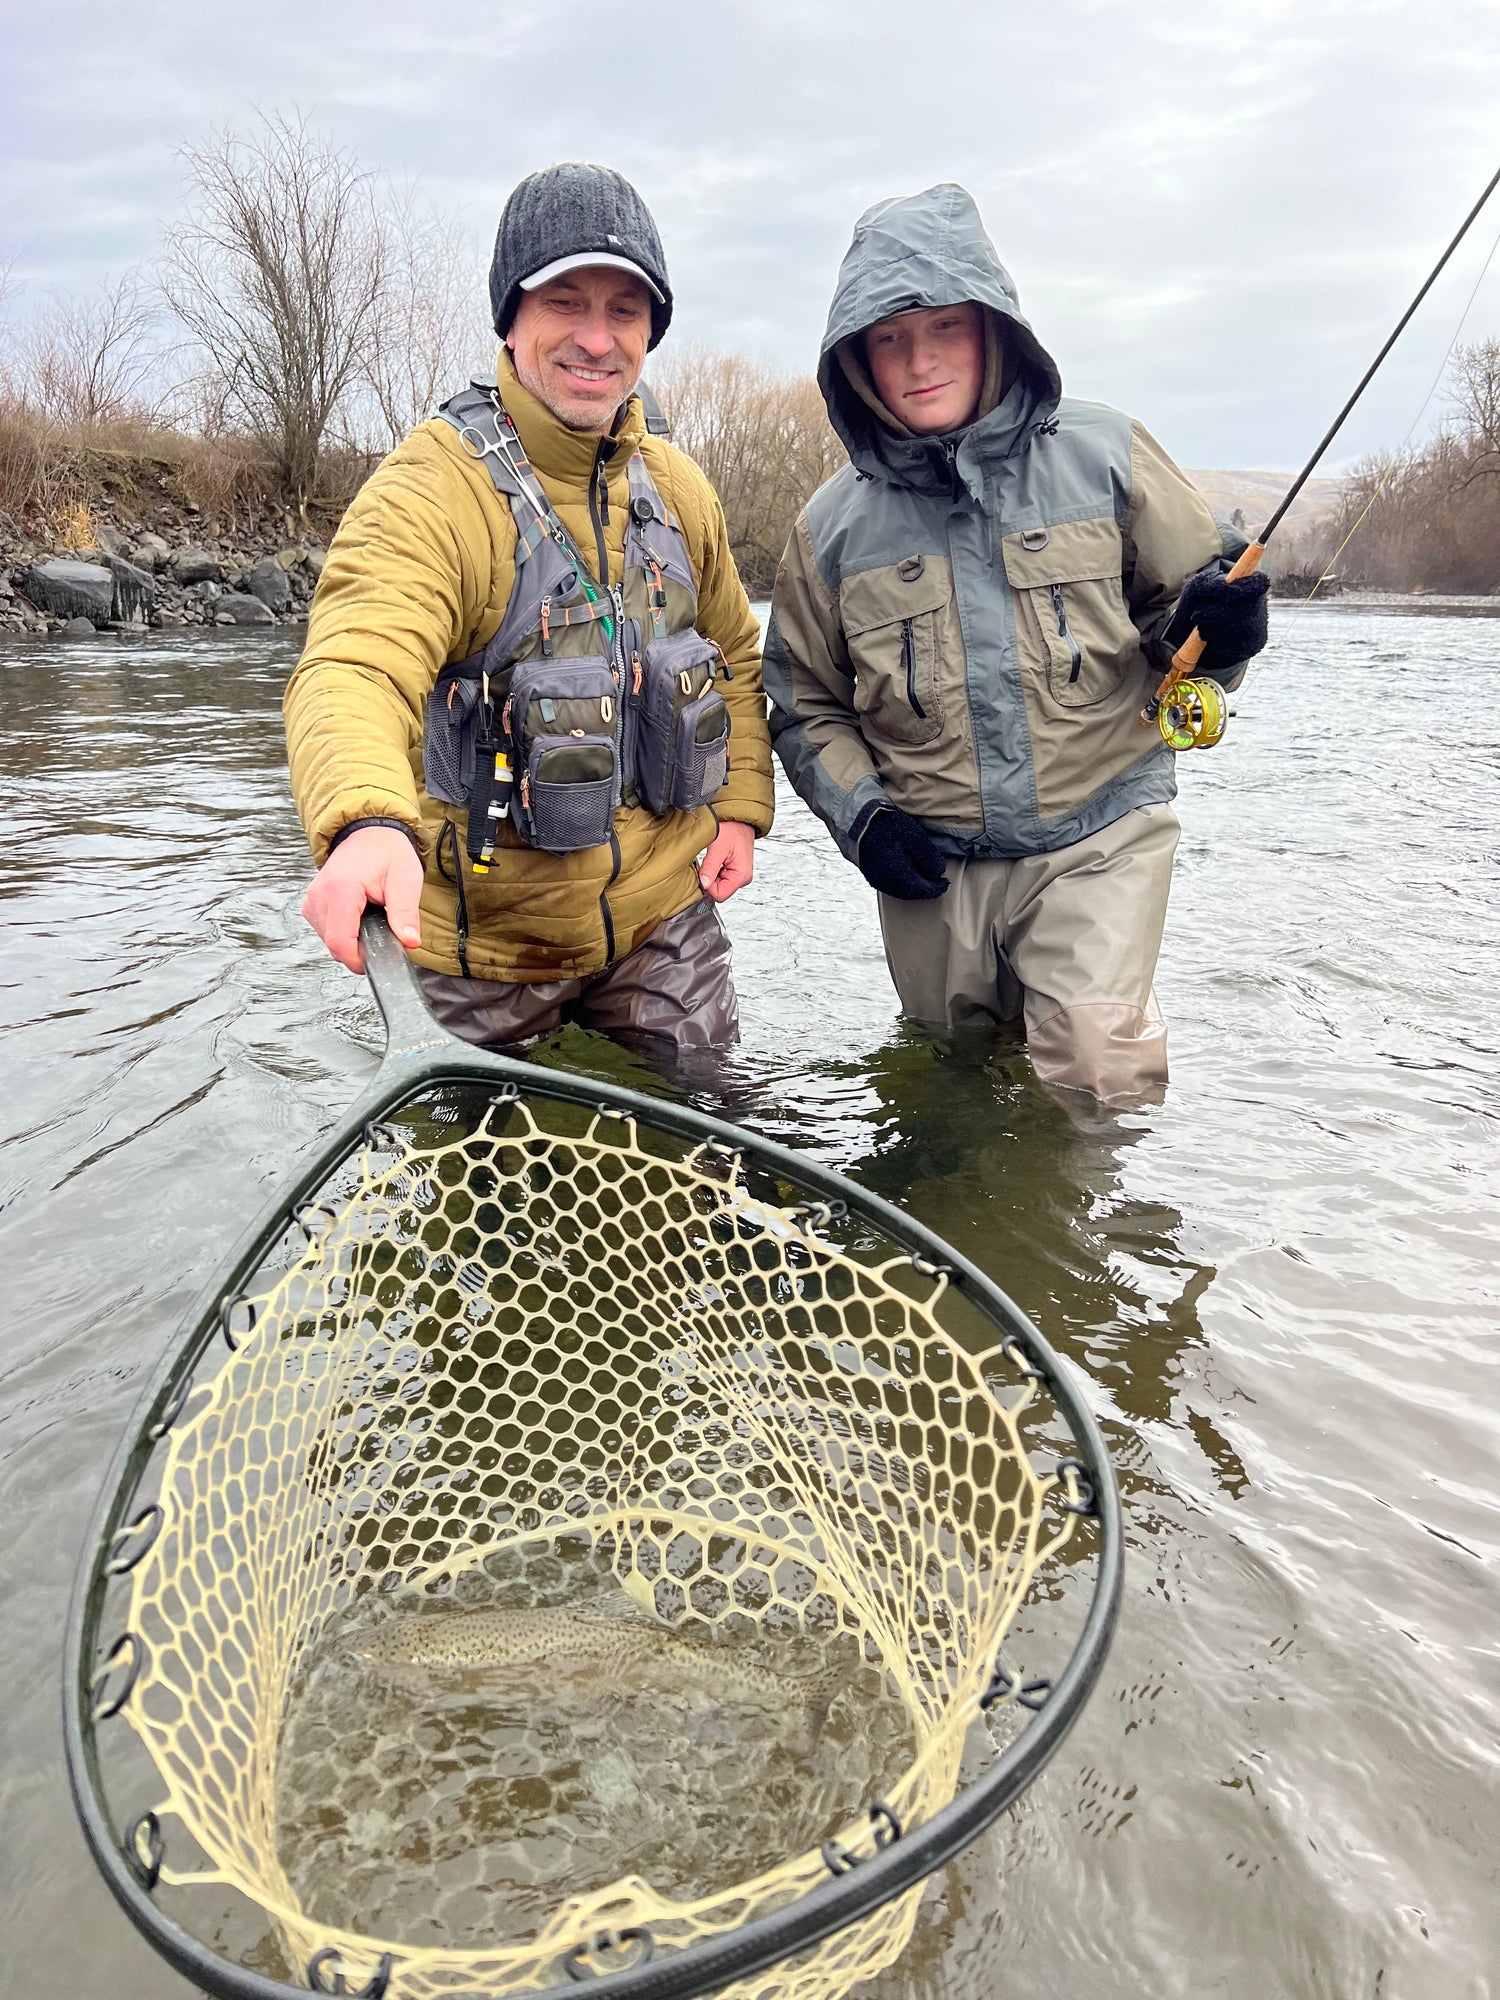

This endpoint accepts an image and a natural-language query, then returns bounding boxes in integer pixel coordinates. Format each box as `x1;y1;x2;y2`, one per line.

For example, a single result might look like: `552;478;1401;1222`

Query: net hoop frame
65;912;1123;2000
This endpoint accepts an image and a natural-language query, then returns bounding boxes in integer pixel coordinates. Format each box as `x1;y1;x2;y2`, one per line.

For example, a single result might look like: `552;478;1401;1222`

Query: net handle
360;907;467;1064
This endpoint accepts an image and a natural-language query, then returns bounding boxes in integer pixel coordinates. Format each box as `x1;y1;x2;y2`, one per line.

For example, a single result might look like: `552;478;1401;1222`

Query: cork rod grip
1160;540;1267;682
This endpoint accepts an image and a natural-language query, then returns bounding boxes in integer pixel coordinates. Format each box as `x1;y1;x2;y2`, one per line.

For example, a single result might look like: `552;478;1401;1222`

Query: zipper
599;829;621;965
899;618;927;717
588;441;622;669
437;820;471;978
589;443;612;590
1050;583;1082;683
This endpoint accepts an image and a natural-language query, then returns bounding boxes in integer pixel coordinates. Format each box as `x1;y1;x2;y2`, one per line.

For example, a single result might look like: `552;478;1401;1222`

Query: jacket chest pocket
1001;520;1139;710
840;558;952;747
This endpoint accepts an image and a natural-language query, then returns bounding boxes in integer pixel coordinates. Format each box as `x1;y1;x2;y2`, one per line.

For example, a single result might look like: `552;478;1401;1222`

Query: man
764;184;1268;1103
286;162;773;1051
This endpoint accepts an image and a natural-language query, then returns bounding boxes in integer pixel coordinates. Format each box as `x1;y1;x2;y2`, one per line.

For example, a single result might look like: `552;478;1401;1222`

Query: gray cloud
2;0;1497;473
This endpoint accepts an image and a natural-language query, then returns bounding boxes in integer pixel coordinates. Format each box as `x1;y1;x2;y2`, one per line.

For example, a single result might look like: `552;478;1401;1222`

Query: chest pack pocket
506;652;620;853
635;628;730;815
422;384;731;864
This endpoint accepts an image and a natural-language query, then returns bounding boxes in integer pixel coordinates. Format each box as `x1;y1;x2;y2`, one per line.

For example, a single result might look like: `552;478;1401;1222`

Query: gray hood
817;184;1063;492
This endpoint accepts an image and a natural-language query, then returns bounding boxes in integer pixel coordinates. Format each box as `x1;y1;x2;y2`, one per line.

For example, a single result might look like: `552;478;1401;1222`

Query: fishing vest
421;384;731;867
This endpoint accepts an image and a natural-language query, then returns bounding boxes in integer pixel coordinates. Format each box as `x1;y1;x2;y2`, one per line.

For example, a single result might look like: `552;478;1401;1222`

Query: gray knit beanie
490;163;673;350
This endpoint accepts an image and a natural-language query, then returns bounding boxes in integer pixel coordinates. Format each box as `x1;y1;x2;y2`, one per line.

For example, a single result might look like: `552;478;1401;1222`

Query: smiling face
506;267;655;432
864;302;987;435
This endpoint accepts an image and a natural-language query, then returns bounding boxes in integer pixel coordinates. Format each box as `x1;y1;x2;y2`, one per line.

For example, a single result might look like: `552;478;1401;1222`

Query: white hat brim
519;252;665;304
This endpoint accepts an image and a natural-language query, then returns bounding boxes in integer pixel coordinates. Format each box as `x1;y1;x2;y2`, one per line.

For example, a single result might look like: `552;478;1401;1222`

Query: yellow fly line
115;1094;1085;2000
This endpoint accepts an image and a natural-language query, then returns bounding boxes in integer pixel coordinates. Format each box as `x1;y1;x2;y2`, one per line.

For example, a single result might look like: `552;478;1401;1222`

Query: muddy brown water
1;610;1496;1999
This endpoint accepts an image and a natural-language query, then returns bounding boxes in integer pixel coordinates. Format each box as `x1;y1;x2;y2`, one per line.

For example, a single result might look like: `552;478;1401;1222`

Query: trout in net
352;1604;852;1736
66;911;1123;2000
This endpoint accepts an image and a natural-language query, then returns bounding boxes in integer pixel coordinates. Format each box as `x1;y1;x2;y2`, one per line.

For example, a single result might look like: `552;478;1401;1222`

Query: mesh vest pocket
519;738;617;853
507;657;621;852
422;676;482;805
669;689;730;810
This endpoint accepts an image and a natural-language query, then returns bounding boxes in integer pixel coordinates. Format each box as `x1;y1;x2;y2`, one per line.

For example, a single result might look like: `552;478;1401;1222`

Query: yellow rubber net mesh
121;1094;1081;1999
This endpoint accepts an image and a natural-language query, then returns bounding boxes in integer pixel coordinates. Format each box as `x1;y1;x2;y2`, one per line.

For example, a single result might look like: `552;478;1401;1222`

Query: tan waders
417;898;738;1052
877;804;1179;1103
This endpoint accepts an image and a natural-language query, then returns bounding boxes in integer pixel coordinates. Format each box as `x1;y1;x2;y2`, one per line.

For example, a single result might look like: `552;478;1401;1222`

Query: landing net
77;1082;1109;2000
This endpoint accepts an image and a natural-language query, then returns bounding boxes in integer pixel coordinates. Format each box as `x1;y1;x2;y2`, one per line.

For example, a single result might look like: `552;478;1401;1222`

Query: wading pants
877;803;1179;1103
417;898;739;1053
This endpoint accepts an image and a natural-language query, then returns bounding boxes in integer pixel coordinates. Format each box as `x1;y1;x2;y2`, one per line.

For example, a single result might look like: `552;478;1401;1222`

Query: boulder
94;525;129;556
25;558;115;623
173;547;222;586
304;548;327;578
275;546;305;571
60;617;97;636
215;592;276;626
244;557;291;612
130;533;171;571
103;555;156;624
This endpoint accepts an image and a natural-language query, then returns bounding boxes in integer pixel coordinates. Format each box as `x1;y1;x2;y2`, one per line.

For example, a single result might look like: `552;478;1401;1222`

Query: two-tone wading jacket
764;184;1230;863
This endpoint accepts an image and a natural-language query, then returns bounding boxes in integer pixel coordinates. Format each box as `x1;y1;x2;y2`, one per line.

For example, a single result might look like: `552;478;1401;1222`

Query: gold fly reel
1157;676;1228;751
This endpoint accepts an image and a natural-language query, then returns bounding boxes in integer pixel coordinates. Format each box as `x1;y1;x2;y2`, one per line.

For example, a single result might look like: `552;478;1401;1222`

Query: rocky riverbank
0;519;326;637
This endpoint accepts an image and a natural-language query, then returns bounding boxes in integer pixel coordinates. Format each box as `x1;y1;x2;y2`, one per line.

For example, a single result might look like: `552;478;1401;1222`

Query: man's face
507;268;654;432
864;302;986;435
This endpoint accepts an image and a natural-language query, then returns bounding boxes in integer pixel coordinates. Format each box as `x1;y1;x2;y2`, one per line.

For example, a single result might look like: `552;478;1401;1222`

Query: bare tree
162;111;388;513
1444;335;1500;492
361;191;485;451
12;269;160;424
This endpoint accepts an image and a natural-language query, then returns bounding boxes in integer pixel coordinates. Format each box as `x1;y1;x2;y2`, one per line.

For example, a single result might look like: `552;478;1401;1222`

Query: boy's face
864;302;986;434
507;268;654;432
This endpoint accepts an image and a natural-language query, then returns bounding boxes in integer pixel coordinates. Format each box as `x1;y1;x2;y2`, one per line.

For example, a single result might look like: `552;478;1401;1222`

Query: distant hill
1185;469;1346;536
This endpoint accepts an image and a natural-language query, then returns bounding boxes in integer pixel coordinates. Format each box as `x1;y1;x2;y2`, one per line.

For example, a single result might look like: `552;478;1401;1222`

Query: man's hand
698;820;755;904
301;826;424;975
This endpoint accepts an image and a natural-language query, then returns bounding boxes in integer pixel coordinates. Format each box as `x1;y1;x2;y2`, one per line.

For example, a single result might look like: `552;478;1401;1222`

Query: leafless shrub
11;270;161;425
650;347;845;596
163;112;389;515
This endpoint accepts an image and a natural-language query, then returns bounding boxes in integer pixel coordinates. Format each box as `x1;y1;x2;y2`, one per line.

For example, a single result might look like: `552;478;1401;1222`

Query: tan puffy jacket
284;354;773;981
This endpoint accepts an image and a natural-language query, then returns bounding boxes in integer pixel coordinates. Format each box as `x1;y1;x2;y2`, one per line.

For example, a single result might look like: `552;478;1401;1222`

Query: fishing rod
1145;159;1500;751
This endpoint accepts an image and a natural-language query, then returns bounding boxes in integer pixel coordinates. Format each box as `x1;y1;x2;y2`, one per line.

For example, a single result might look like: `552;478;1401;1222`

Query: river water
1;609;1496;2000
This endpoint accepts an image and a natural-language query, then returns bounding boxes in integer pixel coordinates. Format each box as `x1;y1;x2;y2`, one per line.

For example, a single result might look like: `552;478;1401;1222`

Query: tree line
1269;337;1500;596
0;112;844;590
2;111;1493;596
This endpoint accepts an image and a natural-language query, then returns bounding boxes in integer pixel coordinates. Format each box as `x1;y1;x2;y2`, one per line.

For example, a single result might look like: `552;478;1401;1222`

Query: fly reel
1156;676;1228;751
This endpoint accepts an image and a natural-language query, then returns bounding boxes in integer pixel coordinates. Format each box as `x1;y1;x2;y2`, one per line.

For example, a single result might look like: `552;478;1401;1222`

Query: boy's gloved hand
1168;563;1270;677
858;809;950;900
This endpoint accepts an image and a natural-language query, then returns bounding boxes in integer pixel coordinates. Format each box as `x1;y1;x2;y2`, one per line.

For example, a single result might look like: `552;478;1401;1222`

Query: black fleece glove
1167;562;1270;678
857;809;950;900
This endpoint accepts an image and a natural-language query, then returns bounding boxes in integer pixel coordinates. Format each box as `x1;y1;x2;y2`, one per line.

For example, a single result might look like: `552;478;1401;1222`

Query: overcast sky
2;0;1498;473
